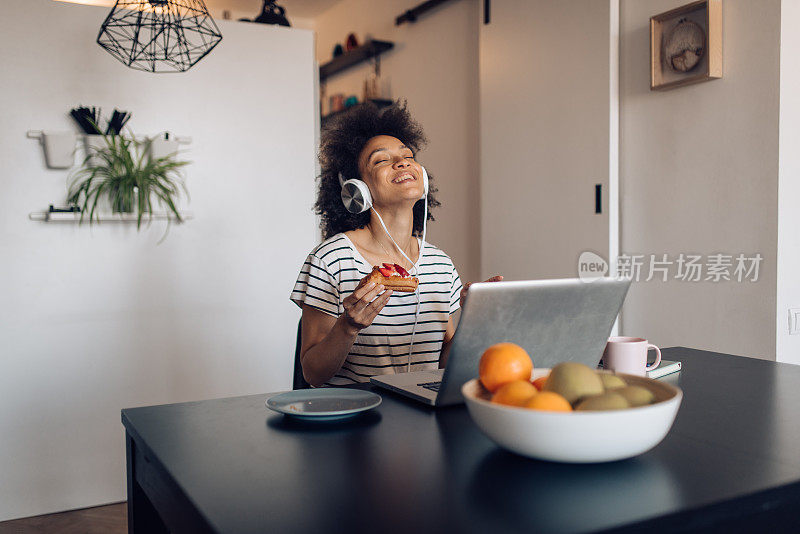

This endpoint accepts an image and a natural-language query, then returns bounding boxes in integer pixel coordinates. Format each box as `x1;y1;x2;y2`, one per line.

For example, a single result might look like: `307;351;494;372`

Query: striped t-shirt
291;233;463;386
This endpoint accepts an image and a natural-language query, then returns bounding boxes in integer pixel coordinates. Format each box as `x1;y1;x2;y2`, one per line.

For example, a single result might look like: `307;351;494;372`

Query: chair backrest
293;320;310;390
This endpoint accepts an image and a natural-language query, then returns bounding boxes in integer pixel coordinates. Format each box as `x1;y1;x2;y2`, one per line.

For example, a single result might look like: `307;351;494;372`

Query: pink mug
603;336;661;376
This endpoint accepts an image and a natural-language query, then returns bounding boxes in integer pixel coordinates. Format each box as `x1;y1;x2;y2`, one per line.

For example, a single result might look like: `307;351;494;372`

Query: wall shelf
319;40;394;82
27;130;192;170
321;98;394;126
26;131;193;145
29;211;193;223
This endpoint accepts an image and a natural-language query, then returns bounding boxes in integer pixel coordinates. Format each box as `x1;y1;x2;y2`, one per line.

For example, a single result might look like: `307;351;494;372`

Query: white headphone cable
407;289;421;372
370;207;421;273
370;200;428;372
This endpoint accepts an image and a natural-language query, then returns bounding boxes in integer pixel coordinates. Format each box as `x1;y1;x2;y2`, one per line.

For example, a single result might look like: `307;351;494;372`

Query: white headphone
339;166;429;214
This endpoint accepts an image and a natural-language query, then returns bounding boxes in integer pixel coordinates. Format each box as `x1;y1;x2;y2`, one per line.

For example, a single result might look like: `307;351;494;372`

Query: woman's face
358;135;424;208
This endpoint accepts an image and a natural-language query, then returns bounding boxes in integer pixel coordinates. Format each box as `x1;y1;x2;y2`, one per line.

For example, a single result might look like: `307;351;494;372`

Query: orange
479;342;533;393
491;380;538;407
525;391;572;412
531;376;549;391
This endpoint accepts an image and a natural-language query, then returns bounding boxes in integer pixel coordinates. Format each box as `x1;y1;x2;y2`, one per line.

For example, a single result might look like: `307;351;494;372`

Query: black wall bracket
396;0;456;26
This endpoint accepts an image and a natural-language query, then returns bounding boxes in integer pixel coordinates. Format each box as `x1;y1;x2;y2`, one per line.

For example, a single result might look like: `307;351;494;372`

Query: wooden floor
0;503;127;534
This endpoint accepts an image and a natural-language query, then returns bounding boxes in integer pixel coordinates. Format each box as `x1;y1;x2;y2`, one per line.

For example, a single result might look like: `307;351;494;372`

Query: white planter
41;131;77;169
149;136;179;160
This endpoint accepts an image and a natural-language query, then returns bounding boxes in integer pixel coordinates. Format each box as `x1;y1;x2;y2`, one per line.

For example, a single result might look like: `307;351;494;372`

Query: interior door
479;0;615;281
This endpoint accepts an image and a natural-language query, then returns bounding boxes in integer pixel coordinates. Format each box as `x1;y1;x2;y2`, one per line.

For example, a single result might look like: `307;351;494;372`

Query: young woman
291;103;498;386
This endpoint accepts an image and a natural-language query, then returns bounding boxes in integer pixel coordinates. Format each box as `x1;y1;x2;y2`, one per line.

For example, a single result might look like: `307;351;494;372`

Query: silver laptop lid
436;277;631;406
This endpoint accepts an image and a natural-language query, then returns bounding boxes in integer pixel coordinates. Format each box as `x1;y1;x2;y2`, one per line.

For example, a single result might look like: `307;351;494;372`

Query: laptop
370;277;631;407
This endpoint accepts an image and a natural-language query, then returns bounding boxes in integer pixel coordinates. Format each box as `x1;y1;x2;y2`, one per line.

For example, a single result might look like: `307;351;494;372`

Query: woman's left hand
460;275;503;308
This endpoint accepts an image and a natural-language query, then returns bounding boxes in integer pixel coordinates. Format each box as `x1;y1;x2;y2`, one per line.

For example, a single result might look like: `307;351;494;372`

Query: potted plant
67;133;189;229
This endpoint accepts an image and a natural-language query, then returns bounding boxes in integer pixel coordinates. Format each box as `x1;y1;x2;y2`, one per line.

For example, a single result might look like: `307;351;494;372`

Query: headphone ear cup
421;166;429;199
341;179;373;213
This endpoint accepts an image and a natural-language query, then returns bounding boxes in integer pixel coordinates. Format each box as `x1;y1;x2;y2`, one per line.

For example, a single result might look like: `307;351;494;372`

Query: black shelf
319;40;394;82
321;99;394;126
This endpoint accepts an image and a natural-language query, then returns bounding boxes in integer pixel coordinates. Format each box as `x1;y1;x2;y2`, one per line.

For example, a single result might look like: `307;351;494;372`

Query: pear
598;373;627;390
543;362;604;405
575;392;630;411
617;385;656;407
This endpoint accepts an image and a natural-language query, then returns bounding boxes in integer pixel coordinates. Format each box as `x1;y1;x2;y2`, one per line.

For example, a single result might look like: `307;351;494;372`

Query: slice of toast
359;264;419;292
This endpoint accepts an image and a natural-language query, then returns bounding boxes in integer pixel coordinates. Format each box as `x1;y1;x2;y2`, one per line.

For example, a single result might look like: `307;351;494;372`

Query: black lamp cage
97;0;223;73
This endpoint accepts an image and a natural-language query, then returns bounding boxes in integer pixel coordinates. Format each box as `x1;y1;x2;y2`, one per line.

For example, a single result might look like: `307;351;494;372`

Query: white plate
266;388;382;421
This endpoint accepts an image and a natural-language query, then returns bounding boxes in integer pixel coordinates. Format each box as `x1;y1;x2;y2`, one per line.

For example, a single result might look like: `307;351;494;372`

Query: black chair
293;320;310;390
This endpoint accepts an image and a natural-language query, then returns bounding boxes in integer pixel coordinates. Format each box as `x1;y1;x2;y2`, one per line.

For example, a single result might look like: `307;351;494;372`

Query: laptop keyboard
418;381;442;392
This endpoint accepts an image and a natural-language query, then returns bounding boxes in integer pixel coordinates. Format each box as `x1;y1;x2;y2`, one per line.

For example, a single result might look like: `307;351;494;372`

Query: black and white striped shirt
291;233;462;385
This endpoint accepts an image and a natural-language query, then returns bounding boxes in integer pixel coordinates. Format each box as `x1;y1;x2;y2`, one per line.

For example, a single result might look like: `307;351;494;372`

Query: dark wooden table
122;347;800;533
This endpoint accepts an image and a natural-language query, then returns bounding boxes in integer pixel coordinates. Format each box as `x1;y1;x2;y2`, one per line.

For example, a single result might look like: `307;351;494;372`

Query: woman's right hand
460;275;503;308
340;281;392;335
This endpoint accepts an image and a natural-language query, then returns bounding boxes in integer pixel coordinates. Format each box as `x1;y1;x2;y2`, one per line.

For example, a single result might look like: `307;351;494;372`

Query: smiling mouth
392;173;416;184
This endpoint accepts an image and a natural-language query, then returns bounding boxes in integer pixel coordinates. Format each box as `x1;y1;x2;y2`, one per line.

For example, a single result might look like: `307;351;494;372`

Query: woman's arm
439;316;456;368
300;281;391;387
440;275;504;368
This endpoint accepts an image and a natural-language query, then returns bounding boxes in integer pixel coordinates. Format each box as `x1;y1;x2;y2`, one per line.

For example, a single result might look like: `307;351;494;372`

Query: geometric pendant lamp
97;0;223;73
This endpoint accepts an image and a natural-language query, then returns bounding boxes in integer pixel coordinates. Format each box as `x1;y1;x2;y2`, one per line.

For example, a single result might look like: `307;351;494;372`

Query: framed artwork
650;0;722;91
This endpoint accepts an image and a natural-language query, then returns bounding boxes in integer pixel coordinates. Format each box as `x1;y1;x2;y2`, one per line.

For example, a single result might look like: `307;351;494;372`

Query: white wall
312;0;480;283
0;0;317;521
777;0;800;364
619;0;780;359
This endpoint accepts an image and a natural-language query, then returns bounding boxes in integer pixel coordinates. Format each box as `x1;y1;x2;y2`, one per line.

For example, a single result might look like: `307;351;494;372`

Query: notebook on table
647;360;682;379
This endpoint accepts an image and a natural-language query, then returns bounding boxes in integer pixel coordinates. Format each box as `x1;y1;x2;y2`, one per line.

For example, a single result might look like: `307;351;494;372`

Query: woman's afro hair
315;101;440;240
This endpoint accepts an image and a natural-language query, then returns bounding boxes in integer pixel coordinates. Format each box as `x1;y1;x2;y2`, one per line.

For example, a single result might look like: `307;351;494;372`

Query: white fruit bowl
462;369;683;463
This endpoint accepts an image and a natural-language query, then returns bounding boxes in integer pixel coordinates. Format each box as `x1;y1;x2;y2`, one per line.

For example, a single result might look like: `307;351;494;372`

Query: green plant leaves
67;132;190;232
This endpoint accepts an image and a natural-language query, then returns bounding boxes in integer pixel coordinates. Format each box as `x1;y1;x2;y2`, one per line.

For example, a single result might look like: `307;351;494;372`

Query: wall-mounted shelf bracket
27;131;192;144
27;130;192;169
28;211;194;223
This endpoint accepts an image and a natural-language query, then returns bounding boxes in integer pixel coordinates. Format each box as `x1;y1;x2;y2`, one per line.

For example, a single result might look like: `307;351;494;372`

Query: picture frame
650;0;721;91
